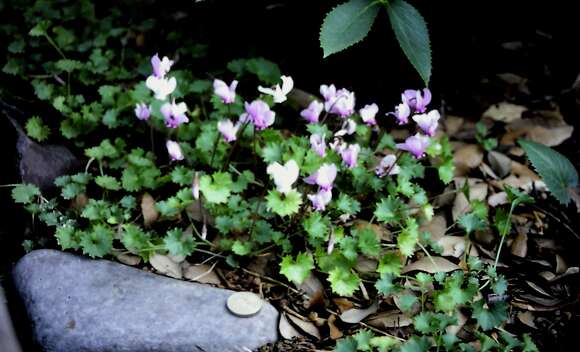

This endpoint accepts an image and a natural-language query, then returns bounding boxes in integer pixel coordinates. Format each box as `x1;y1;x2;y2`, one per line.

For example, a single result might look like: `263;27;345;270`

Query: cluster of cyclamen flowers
134;54;190;161
134;54;440;212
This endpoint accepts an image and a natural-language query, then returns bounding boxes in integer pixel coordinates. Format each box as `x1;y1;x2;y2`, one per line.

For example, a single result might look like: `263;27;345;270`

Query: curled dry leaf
149;254;182;279
113;251;141;266
402;256;460;274
333;298;354;313
297;274;324;309
286;313;321;340
327;315;343;340
488;192;508;207
437;236;477;258
279;313;303;340
555;254;568;274
487;151;512;178
366;310;413;329
510;226;528;258
452;181;486;221
501;108;573;147
483;102;527;123
454;144;484;173
479;162;500;180
183;263;221;285
419;215;447;242
141;192;159;227
517;311;537;329
340;301;378;324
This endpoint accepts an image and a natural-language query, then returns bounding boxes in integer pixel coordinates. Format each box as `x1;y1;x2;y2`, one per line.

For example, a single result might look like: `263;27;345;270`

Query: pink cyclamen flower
360;103;379;126
151;54;174;78
329;89;355;117
340;144;360;169
396;133;431;159
134;103;151;121
301;100;324;123
375;155;400;177
305;163;337;191
309;133;326;157
166;140;184;161
390;100;411;125
242;100;275;130
412;109;440;136
161;100;189;128
308;189;332;211
217;119;239;142
213;79;238;104
403;88;432;113
320;84;337;102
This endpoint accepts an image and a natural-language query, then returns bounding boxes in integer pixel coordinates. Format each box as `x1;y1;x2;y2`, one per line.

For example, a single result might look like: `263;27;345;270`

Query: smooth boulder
12;250;279;352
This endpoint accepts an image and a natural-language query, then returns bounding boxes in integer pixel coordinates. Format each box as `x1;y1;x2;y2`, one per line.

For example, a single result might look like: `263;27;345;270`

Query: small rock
13;250;279;352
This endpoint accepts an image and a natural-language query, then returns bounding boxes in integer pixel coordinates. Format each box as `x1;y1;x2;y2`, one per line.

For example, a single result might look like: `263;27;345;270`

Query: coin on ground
226;291;263;317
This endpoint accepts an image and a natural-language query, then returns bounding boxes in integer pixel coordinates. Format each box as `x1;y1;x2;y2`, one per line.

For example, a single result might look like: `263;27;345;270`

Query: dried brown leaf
279;313;303;340
286;314;321;339
183;263;221;285
141;193;159;227
419;215;447;242
150;254;182;279
366;310;413;328
402;256;460;274
340;301;378;324
483;102;527;123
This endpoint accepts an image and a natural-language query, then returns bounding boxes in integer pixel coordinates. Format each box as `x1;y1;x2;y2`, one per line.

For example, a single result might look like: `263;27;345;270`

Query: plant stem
493;203;515;269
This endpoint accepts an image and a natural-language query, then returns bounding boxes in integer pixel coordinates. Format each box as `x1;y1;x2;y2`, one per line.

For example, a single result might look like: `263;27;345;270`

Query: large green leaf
320;0;380;58
519;139;578;205
386;0;432;84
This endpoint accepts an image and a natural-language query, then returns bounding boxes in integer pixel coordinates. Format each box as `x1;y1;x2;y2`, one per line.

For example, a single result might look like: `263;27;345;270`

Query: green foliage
386;0;432;84
328;268;360;296
266;190;302;217
11;184;41;204
519;139;577;205
25;116;51;142
163;229;196;257
280;252;314;285
319;0;380;58
199;172;233;204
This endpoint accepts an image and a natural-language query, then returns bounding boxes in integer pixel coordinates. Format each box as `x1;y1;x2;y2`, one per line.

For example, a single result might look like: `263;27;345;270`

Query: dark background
1;1;578;350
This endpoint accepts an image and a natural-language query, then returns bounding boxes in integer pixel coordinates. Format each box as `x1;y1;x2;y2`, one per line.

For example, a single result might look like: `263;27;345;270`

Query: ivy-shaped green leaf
280;252;314;285
266;190;302;217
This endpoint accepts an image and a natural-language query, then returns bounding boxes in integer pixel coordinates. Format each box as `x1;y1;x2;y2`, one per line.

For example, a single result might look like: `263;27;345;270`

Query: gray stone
12;250;279;352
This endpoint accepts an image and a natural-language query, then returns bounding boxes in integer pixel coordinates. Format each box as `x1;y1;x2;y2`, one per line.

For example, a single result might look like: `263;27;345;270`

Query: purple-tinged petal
396;133;430;159
134;103;151;121
412;109;440;136
340;144;360;169
217;119;239;142
301;100;324;123
309;133;326;157
166;140;184;161
360;103;379;126
213;79;238;104
375;154;400;177
308;189;332;211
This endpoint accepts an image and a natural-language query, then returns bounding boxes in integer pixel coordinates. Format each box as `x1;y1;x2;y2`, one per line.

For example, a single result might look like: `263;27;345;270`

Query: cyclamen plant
10;51;537;350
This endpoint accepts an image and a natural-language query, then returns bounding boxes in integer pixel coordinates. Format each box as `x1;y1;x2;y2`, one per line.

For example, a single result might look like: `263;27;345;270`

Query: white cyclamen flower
266;159;299;194
258;75;294;103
